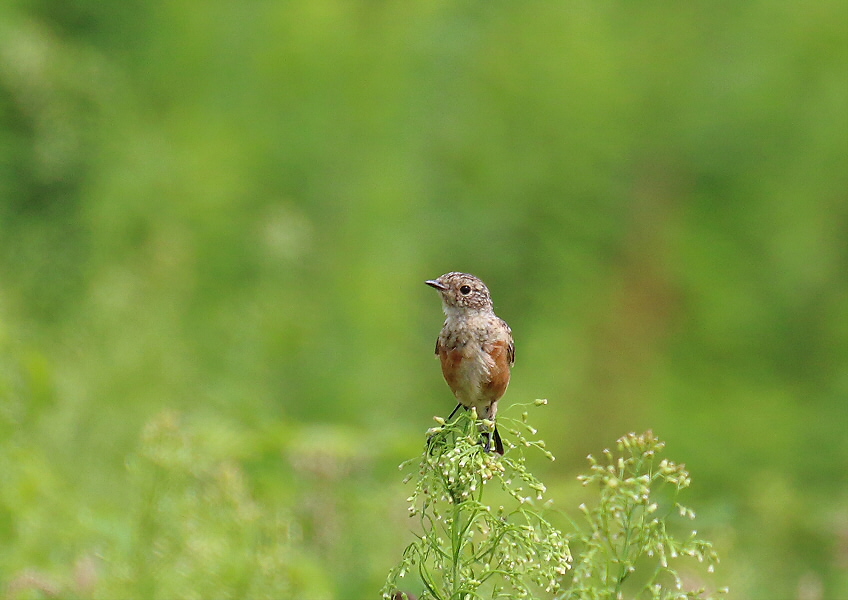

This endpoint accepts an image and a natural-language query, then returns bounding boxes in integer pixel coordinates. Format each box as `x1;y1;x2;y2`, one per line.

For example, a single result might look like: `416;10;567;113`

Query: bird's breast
438;314;512;409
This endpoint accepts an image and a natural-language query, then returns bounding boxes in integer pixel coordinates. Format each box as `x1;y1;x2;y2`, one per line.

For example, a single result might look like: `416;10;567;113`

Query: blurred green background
1;0;846;598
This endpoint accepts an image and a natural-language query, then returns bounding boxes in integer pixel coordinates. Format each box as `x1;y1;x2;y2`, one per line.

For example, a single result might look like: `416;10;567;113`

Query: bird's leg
447;403;464;421
480;416;505;455
428;404;467;454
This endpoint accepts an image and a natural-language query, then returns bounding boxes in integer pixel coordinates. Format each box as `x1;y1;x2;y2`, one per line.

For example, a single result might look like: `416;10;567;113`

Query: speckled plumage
425;272;514;454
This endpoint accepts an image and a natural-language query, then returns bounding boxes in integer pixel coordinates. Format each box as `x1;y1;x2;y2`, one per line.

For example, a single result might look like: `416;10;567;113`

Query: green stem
451;501;462;595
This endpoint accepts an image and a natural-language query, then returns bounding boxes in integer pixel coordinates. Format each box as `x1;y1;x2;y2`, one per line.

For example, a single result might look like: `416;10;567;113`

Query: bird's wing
502;319;515;365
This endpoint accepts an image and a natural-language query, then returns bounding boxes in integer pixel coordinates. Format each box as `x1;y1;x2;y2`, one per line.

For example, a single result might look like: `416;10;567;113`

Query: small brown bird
425;272;514;454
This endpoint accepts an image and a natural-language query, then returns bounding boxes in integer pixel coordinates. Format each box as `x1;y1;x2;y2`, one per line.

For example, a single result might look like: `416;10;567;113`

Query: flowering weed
385;408;725;600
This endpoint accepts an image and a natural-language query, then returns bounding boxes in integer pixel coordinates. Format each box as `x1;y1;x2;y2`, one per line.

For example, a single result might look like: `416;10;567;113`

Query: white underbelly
452;345;493;408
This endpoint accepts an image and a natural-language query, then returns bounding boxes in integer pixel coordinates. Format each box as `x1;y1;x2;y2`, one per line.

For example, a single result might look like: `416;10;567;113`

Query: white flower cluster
566;431;724;600
384;405;570;599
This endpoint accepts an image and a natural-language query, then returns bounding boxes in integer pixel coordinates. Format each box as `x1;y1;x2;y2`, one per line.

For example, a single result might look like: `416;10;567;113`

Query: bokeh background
1;1;846;598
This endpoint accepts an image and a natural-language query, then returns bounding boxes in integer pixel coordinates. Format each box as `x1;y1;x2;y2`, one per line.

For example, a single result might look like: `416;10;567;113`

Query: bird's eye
460;285;472;295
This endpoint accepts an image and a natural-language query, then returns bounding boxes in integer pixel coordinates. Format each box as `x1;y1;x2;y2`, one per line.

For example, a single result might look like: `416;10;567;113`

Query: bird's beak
425;279;448;291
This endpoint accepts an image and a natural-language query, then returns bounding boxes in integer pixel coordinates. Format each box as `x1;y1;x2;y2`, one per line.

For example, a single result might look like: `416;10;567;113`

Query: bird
425;272;514;454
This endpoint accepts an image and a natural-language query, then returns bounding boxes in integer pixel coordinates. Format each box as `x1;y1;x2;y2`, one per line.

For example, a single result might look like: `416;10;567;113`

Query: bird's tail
492;425;504;455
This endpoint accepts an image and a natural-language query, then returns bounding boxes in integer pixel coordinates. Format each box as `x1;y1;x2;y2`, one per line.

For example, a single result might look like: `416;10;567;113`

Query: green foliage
565;432;724;599
386;412;724;600
105;410;298;600
384;404;570;599
0;399;332;599
1;0;846;597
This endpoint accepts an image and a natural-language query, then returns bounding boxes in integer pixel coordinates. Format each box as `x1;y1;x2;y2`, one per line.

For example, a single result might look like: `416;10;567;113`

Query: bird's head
425;272;493;315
